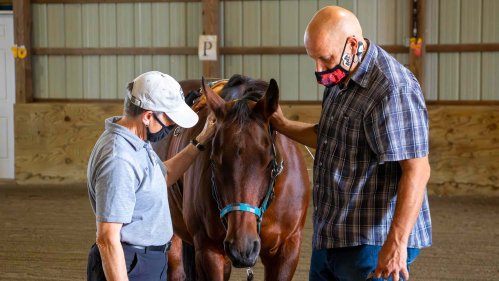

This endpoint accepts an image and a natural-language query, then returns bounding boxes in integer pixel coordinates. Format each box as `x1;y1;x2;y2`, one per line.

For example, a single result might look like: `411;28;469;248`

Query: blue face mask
146;114;175;142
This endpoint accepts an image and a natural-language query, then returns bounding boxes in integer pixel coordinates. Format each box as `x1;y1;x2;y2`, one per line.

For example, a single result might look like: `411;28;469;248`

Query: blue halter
211;126;284;234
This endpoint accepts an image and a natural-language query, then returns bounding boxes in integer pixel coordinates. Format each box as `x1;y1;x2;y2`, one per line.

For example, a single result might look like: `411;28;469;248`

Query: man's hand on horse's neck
269;106;318;149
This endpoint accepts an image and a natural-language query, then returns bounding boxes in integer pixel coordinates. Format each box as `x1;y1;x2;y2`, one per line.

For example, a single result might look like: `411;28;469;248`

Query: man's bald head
306;6;363;45
305;6;366;73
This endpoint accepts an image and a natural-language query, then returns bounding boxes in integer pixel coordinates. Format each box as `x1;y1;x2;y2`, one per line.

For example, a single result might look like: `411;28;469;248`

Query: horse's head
202;75;280;268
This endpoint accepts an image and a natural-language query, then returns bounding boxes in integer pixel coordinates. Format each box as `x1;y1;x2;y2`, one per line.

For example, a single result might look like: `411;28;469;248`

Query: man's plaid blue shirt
312;40;432;249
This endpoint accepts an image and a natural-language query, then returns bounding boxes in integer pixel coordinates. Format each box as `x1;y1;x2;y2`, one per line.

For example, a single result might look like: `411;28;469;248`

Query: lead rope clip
247;267;254;281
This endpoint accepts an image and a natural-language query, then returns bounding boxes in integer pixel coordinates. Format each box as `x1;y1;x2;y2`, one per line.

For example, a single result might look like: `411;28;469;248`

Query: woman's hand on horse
197;112;217;145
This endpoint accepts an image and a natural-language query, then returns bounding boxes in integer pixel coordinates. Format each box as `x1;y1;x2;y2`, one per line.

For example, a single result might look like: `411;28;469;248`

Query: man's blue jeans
309;245;420;281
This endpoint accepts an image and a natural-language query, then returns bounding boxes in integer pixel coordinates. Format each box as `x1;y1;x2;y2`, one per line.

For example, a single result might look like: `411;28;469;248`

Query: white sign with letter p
198;35;217;61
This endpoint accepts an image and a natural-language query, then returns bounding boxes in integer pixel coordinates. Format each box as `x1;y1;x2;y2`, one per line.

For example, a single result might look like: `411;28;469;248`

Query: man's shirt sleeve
364;85;429;164
94;157;137;223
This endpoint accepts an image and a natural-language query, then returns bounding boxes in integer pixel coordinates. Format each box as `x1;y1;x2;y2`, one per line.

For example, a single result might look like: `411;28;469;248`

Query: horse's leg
195;248;229;281
167;235;185;281
261;232;303;281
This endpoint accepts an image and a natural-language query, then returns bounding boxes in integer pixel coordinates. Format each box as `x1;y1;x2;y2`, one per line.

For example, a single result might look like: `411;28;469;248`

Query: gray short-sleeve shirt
87;117;172;246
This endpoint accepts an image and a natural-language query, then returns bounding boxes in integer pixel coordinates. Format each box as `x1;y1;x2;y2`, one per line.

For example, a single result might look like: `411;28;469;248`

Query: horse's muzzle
224;238;261;268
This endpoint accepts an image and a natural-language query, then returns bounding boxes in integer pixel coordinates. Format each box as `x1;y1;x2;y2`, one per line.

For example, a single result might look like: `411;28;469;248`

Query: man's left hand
374;239;409;281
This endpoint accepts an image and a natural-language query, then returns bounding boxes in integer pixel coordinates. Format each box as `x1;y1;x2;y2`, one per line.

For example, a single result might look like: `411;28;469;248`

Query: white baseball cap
127;71;199;128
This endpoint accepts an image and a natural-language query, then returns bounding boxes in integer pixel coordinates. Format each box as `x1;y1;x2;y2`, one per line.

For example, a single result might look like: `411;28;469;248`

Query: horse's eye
266;160;274;170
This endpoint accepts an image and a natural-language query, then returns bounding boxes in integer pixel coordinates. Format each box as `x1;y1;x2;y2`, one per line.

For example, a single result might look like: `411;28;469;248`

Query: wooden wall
219;0;410;101
19;0;499;196
31;2;203;99
31;0;413;101
425;0;499;101
14;103;499;195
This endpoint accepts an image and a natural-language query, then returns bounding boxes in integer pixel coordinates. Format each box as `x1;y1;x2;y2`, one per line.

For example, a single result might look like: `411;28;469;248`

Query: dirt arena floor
1;183;498;281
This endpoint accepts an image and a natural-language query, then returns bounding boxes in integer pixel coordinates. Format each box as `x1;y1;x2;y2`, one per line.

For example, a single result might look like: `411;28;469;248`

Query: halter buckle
173;126;181;137
247;267;254;281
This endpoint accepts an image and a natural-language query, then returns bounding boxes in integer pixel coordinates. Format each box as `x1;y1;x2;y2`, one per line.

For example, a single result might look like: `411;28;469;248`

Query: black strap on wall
412;0;419;38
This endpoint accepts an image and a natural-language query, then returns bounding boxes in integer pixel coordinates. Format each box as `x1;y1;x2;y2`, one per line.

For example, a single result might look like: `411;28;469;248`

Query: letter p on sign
198;35;217;61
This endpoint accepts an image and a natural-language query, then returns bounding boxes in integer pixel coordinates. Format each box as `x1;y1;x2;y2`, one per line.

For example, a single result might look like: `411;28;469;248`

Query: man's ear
202;76;226;117
346;36;359;56
254;78;280;119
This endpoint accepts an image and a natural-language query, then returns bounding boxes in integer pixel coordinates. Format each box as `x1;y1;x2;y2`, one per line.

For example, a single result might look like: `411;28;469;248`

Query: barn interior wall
425;0;499;101
17;0;499;195
221;0;411;101
31;1;499;101
32;2;203;100
14;103;499;196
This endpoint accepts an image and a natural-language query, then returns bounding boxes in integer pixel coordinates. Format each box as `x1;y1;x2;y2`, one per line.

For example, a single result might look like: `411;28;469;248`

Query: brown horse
153;75;310;281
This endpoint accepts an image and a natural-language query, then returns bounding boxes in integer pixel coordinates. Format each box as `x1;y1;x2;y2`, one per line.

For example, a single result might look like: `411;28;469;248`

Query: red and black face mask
315;38;353;88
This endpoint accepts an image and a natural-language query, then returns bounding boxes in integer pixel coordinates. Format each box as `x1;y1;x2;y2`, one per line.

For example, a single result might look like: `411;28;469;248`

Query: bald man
270;6;432;281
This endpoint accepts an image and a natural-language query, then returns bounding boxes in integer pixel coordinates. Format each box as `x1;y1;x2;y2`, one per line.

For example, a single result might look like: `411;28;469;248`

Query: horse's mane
219;75;269;129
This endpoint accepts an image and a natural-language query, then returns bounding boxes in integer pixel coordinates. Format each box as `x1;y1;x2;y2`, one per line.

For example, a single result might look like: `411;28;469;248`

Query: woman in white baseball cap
86;71;216;281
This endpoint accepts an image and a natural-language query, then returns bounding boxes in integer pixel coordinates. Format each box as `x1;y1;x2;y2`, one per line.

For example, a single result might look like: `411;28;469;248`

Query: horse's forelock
220;75;269;130
220;74;269;101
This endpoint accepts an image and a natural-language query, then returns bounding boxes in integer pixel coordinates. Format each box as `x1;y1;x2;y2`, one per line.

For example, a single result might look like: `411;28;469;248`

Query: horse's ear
202;76;226;117
255;78;280;119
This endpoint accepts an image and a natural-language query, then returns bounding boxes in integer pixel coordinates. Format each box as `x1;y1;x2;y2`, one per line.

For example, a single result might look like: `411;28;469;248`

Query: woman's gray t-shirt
87;116;172;246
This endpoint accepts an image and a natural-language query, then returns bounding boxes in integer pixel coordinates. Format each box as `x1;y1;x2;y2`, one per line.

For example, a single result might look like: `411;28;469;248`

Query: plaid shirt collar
348;39;377;89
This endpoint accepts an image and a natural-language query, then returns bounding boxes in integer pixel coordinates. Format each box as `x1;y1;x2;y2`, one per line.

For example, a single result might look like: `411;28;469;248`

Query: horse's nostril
252;240;260;253
224;241;238;259
224;238;260;268
248;239;261;260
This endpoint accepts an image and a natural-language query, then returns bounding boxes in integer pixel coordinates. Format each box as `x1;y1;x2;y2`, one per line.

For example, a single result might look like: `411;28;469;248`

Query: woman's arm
163;113;216;186
96;222;128;281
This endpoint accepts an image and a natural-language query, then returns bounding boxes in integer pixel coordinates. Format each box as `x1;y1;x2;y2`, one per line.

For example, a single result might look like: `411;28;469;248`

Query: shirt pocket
314;132;338;181
343;116;365;160
335;114;351;146
331;114;367;170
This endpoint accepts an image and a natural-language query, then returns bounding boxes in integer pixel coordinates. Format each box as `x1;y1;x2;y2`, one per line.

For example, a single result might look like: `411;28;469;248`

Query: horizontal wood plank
32;47;198;55
31;0;309;2
427;43;499;53
33;99;326;105
31;44;499;56
33;99;499;106
33;98;124;103
32;0;200;3
222;47;308;54
32;46;302;55
425;101;499;106
32;45;411;55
